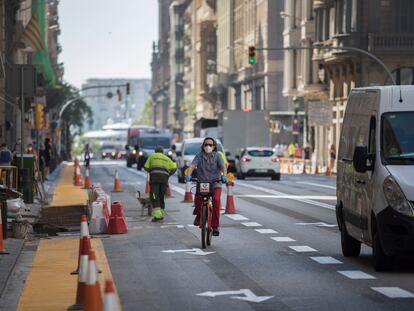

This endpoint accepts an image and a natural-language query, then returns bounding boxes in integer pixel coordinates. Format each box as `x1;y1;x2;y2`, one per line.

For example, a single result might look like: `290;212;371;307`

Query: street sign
308;101;332;127
7;64;36;98
197;289;274;303
161;248;215;256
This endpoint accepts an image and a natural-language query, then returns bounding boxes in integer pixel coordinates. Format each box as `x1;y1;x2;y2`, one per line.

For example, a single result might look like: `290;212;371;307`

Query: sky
59;0;158;88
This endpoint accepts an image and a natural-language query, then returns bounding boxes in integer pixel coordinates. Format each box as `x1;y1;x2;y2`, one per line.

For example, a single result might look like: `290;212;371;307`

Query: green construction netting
32;0;56;87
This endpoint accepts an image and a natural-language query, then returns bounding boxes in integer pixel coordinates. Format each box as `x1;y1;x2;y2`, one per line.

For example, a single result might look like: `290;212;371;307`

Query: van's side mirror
171;144;176;151
353;146;374;173
125;144;129;150
225;151;231;157
176;151;182;157
235;155;240;160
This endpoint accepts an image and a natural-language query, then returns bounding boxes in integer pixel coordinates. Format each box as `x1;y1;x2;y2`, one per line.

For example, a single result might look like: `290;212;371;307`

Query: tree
133;100;153;125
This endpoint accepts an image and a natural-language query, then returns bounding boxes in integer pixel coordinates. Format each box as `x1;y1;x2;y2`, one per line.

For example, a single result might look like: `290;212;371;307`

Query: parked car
336;85;414;272
235;147;281;180
176;138;225;183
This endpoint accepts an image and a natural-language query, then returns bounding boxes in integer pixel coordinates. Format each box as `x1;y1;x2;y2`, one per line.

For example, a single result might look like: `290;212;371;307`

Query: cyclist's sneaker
152;217;164;223
193;216;200;226
212;227;220;236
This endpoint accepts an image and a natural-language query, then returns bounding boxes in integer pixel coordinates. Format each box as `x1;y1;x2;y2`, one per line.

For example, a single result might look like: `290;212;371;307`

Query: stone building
313;0;414;170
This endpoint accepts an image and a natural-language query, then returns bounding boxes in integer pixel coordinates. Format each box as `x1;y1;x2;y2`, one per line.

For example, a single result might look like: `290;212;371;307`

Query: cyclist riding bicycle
185;137;227;236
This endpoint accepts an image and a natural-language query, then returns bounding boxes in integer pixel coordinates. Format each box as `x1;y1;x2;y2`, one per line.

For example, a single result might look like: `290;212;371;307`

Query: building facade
314;0;414;170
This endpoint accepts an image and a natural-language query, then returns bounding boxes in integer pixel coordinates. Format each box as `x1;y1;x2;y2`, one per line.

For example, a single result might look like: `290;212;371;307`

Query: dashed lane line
296;181;336;190
224;214;249;221
310;256;343;264
235;194;337;200
236;181;335;211
289;246;318;253
270;237;296;242
337;271;376;280
255;229;278;234
241;222;263;227
371;287;414;299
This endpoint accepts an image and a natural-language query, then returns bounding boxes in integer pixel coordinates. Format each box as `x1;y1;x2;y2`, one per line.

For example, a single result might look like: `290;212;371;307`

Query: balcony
369;33;414;54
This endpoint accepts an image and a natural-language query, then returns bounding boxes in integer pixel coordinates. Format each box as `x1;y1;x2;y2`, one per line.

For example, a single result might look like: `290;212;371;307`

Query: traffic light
126;82;130;95
116;88;122;101
35;103;44;130
248;46;256;64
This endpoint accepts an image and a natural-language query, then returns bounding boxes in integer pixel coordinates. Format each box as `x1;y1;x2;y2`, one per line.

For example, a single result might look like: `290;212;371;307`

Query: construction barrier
107;201;128;234
278;158;334;175
89;202;108;235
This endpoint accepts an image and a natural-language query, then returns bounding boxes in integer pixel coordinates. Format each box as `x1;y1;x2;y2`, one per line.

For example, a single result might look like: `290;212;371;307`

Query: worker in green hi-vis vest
144;146;177;222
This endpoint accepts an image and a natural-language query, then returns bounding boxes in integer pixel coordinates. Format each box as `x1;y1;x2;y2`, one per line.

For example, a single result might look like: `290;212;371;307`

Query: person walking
144;146;177;222
84;143;91;169
0;144;12;166
184;137;227;236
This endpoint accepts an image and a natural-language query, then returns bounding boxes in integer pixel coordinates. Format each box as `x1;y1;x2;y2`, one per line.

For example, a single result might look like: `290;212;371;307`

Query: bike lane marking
271;237;295;242
241;222;262;227
224;214;249;221
255;229;278;234
197;289;274;303
310;256;343;264
337;271;376;280
289;246;317;252
371;287;414;298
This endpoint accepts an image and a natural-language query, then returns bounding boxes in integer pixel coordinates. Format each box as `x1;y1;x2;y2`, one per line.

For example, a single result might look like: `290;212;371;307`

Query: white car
236;147;281;180
176;138;225;183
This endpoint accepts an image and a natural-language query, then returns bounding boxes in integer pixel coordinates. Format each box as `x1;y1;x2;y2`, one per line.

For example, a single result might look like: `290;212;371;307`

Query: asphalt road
89;160;414;311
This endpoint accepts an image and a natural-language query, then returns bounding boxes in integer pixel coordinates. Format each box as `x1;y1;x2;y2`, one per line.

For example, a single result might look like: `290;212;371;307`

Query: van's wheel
271;173;281;181
340;217;361;257
373;232;394;272
126;160;132;168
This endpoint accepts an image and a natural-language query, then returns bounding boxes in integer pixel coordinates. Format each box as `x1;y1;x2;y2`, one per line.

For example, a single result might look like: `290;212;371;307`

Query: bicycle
191;178;221;249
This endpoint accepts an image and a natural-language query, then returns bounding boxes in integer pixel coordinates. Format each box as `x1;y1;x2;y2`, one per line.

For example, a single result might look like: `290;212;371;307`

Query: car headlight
102;152;106;156
184;160;191;167
132;150;137;155
167;150;173;156
139;151;143;156
112;152;116;156
383;176;414;217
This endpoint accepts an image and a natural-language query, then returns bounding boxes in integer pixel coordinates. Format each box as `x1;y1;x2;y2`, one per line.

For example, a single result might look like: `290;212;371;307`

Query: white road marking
197;289;273;303
271;237;295;242
371;287;414;298
160;225;184;229
236;182;335;210
255;229;278;234
296;181;336;190
337;270;376;280
235;195;337;200
161;248;215;256
224;214;249;221
289;246;317;252
241;222;263;227
296;222;337;228
310;256;343;264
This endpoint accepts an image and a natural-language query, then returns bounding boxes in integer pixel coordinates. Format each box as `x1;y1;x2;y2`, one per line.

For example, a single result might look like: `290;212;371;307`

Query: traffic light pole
255;45;396;85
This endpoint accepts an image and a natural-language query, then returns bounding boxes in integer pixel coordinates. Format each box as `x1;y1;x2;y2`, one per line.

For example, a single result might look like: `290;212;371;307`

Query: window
392;0;414;33
247;149;274;157
368;116;376;154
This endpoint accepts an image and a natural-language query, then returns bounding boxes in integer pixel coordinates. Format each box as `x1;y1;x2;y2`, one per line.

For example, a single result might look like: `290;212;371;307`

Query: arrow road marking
161;248;215;256
296;222;337;228
197;289;273;303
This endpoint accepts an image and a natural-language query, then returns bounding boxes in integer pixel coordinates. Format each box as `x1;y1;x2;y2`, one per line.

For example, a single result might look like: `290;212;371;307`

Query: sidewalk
1;162;120;310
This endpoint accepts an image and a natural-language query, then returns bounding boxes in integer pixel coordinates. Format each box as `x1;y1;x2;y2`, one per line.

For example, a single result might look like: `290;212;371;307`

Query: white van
337;86;414;271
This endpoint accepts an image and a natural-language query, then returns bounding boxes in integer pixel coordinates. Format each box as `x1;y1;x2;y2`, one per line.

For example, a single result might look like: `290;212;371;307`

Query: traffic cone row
0;210;9;255
182;182;193;203
112;169;122;192
72;215;90;275
145;174;150;194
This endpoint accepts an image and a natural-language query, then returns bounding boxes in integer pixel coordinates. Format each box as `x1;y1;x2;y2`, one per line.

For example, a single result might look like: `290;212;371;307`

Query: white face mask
204;146;213;154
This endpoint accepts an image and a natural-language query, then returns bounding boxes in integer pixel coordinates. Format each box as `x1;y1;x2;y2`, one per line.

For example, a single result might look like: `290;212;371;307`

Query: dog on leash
136;190;153;217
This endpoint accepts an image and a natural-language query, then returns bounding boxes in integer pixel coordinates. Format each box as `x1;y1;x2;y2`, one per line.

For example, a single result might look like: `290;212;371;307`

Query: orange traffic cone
84;167;91;189
73;159;79;182
182;182;193;203
145;174;150;194
75;165;83;186
287;160;291;174
84;250;103;311
68;236;90;310
326;166;332;177
112;169;122;192
71;215;90;275
225;181;236;214
315;160;319;175
0;212;9;255
103;279;118;311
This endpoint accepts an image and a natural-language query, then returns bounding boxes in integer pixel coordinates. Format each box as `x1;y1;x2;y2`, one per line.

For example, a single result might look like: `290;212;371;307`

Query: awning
20;16;43;51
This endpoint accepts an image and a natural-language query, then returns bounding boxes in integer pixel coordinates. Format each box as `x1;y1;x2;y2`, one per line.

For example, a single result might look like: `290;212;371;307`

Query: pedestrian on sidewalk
144;146;177;222
0;143;12;166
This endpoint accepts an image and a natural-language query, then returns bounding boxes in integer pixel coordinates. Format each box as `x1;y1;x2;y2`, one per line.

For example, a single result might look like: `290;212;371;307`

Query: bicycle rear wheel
201;204;208;249
206;205;213;246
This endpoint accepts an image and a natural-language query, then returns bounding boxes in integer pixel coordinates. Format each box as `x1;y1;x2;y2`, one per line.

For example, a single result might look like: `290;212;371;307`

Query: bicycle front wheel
201;204;208;249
